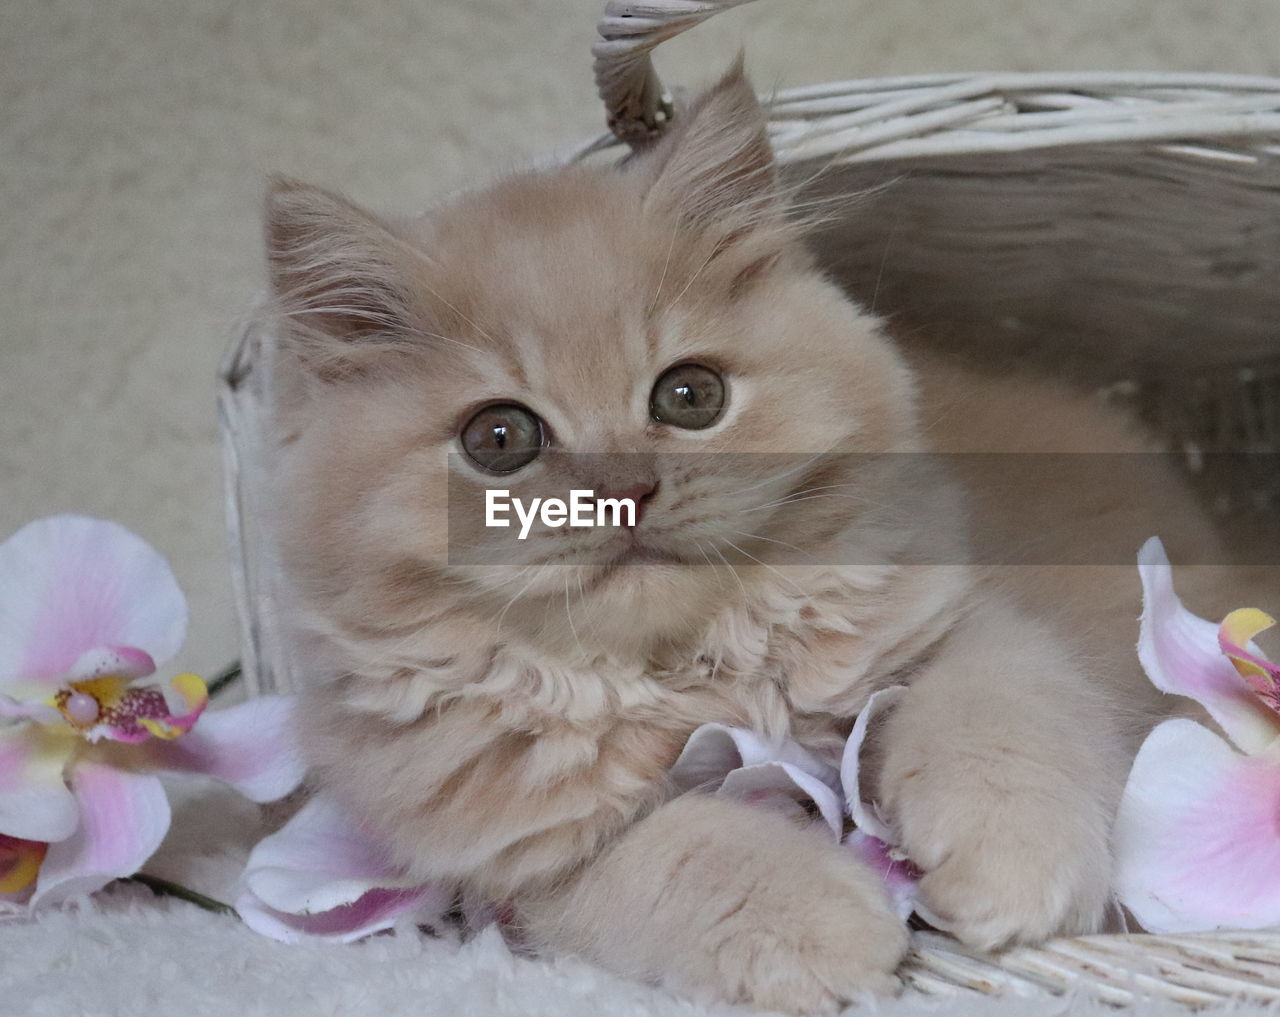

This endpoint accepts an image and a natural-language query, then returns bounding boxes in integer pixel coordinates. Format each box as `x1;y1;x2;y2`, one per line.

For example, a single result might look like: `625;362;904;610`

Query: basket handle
593;0;759;147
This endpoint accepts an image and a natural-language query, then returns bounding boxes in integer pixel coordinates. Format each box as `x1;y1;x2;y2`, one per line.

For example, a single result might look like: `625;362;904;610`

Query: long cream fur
258;64;1249;1014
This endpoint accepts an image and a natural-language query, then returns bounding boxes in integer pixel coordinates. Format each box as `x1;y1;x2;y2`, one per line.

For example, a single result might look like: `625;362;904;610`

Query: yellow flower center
52;675;130;731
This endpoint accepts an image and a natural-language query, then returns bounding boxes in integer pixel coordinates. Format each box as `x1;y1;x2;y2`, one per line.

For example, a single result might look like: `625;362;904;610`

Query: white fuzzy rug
3;788;1277;1017
6;779;1280;1017
4;0;1280;1013
6;891;1257;1017
7;898;1278;1017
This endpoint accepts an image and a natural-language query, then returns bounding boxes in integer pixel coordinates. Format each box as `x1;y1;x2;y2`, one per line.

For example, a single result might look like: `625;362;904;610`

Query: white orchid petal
31;761;170;908
238;793;453;943
243;795;419;915
669;723;839;795
668;725;772;793
0;724;78;842
144;696;306;802
720;762;845;839
0;516;187;688
0;694;62;724
236;884;450;944
1115;718;1280;933
69;646;156;682
840;686;907;844
1137;538;1279;753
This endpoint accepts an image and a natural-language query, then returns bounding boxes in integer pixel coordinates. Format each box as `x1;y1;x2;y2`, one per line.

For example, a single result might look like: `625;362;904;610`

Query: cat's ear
640;58;780;228
264;177;425;372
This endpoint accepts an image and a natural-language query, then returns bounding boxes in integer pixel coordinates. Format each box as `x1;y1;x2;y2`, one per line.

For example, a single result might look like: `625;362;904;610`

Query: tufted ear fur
640;58;781;230
264;177;428;377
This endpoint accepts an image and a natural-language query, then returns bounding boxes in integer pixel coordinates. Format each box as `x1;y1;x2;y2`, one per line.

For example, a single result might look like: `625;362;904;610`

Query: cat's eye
650;363;726;430
460;403;545;473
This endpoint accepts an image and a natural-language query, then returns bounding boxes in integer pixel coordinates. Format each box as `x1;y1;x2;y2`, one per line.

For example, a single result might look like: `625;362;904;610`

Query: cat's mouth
612;544;687;566
600;531;690;568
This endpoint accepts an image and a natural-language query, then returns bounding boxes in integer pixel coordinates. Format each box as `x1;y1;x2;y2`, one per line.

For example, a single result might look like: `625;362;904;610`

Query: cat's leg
875;598;1123;949
521;793;908;1015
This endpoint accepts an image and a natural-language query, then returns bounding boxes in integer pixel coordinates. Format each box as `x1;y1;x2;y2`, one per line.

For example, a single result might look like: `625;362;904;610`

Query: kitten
260;63;1233;1013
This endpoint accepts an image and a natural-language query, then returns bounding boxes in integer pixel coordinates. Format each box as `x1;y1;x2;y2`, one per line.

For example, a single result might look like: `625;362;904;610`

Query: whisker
721;538;807;597
563;573;585;657
729;446;840;500
745;490;893;516
723;528;818;562
870;210;902;316
745;477;903;516
494;567;543;635
649;216;682;316
708;542;749;603
663;244;720;315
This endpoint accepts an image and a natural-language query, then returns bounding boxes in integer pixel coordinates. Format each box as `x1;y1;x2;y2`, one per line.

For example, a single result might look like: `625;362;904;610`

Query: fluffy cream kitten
260;64;1237;1013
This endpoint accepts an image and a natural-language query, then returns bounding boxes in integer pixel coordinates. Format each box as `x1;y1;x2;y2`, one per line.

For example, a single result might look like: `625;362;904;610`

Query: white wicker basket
219;0;1280;1004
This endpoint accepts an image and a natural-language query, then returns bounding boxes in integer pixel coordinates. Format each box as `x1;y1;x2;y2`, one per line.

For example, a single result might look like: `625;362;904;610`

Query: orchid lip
43;671;209;744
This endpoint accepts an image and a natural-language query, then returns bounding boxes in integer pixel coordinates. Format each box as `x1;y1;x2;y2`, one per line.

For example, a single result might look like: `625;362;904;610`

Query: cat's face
266;67;919;651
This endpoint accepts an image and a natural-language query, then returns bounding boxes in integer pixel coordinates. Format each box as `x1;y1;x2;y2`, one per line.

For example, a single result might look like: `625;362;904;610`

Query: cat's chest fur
328;557;967;765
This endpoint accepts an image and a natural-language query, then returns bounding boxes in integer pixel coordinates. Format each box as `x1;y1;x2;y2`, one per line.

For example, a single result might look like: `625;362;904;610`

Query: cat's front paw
887;775;1112;950
684;843;908;1014
540;794;909;1015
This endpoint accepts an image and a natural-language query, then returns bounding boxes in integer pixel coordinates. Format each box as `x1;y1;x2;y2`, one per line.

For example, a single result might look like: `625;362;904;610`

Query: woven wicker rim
591;0;1280;168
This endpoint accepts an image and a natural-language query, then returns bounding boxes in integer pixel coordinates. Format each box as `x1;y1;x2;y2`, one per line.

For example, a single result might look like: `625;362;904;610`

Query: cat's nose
595;481;658;527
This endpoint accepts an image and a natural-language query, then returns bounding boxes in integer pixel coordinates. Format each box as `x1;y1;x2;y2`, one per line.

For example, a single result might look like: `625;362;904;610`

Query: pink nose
595;481;658;527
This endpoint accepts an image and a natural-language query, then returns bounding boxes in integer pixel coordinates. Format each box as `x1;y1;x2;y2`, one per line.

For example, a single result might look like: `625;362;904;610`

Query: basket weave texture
219;0;1280;1004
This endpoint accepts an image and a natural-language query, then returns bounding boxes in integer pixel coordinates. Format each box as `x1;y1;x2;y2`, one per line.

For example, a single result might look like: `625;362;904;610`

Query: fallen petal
1138;538;1280;754
840;686;907;844
30;760;170;908
238;793;453;943
143;695;305;802
243;794;423;916
0;724;79;843
0;516;187;690
1115;718;1280;933
236;885;448;945
669;724;839;796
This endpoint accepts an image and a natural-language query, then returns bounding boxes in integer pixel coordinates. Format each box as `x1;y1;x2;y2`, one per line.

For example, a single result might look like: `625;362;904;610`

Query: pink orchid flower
1114;537;1280;933
236;793;454;943
0;515;305;913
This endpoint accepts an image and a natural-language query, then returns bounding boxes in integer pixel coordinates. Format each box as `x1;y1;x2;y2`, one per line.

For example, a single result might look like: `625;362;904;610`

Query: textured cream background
2;0;1279;681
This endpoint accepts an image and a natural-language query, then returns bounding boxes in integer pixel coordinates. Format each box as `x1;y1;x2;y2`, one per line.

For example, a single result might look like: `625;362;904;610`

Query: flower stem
122;873;239;917
207;661;243;698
